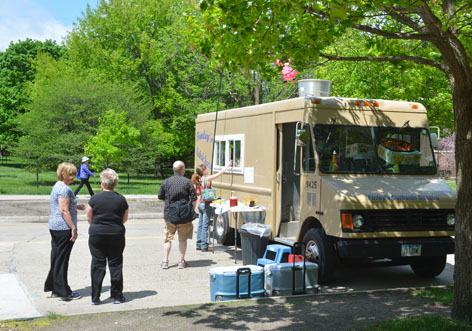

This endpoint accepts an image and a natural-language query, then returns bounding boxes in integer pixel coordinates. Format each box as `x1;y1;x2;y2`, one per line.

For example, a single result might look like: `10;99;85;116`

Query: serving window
213;134;244;173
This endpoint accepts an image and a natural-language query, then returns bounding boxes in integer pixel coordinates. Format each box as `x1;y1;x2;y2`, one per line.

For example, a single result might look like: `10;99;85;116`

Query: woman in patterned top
44;162;85;301
191;160;232;252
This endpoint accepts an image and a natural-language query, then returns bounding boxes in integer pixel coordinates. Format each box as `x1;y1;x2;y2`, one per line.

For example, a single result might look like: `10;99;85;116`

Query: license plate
401;244;421;256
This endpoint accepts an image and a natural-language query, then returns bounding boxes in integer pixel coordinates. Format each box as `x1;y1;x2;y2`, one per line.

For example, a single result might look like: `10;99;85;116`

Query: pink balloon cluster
276;59;300;84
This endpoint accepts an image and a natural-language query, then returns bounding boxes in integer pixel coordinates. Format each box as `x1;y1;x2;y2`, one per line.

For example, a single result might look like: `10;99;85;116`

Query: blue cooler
209;265;264;301
264;262;319;297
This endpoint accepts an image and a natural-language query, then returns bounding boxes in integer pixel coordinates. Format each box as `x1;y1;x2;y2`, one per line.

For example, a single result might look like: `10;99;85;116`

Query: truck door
275;124;283;226
279;122;300;222
299;123;318;219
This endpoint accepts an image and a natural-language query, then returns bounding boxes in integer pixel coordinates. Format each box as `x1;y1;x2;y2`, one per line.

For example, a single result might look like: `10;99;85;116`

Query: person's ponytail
191;173;201;187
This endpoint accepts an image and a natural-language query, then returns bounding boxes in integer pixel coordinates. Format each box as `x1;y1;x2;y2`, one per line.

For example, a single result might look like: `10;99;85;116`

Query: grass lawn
366;287;472;330
0;157;163;195
365;315;471;330
447;181;456;191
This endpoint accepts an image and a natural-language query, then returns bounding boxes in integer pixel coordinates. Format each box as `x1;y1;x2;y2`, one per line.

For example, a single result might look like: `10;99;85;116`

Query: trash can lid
240;223;272;237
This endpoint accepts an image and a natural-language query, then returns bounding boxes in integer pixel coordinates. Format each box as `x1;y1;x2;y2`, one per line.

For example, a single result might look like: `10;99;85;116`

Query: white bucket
298;79;332;97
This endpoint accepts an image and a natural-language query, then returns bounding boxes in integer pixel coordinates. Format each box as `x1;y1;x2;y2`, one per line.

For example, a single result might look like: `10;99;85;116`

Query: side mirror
430;132;438;148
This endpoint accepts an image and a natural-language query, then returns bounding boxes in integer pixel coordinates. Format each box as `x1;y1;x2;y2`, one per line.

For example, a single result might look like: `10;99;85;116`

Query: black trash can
239;223;271;265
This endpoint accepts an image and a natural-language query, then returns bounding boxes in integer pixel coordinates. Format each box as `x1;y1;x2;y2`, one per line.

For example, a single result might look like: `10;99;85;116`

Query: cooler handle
236;267;251;299
292;242;306;295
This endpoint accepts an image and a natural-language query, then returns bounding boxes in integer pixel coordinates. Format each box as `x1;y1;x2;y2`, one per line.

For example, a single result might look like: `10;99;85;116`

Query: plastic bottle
230;191;238;207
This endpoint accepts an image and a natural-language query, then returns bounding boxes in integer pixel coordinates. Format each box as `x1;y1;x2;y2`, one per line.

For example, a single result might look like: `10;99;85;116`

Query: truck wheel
410;255;447;277
303;228;337;284
215;213;235;245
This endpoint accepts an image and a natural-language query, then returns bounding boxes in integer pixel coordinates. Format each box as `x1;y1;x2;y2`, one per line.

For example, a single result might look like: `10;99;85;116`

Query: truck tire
303;228;337;284
410;255;446;277
214;213;235;245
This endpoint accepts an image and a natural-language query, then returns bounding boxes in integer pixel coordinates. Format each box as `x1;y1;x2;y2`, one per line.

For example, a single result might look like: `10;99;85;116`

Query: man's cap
82;156;90;163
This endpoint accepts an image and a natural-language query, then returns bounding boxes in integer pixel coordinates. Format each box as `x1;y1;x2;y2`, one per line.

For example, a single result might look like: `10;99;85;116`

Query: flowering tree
438;130;456;178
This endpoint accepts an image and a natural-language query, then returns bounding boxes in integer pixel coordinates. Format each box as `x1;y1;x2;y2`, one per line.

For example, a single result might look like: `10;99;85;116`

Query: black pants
44;230;74;297
89;234;125;302
74;177;94;196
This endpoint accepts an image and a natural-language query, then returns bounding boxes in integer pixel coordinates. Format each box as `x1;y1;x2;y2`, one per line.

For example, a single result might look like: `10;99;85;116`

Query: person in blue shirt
74;156;96;196
44;162;85;301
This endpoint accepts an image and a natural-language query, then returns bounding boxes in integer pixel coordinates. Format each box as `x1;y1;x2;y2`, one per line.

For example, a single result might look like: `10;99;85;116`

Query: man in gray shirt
158;161;197;269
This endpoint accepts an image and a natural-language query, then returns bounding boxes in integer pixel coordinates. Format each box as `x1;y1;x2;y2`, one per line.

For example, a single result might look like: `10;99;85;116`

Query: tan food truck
194;79;456;283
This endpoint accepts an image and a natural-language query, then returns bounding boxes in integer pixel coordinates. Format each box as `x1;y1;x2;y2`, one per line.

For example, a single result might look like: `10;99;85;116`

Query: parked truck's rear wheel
410;255;447;277
303;228;337;284
215;213;235;245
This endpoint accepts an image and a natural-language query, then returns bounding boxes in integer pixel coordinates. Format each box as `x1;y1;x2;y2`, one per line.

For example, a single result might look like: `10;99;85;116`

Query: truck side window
216;141;226;167
213;134;244;173
302;123;316;172
229;140;241;167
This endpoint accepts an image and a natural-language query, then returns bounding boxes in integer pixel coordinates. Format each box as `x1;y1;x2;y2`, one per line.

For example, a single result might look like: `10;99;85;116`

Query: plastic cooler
264;262;319;297
209;265;264;301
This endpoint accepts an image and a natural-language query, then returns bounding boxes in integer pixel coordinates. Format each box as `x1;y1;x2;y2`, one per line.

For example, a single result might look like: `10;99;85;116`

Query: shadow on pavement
125;290;158;302
160;290;451;330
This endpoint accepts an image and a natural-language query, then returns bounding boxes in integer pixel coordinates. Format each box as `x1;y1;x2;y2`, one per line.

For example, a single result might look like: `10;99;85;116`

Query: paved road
0;195;455;321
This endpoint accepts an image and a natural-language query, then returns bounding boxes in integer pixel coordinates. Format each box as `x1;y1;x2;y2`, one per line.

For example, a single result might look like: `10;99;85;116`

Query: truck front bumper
336;236;454;259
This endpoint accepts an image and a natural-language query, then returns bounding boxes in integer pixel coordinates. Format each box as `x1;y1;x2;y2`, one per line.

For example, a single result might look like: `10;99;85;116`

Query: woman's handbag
200;177;217;201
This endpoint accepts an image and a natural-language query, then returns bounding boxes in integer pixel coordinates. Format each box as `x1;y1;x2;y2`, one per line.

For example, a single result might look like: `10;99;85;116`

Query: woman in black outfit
86;168;129;305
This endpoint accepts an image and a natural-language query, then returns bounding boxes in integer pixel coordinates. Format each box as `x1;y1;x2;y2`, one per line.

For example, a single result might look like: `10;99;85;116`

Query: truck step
279;221;300;238
273;237;296;247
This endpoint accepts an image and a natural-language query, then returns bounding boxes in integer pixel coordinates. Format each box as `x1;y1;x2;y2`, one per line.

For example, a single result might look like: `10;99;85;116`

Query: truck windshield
314;124;437;175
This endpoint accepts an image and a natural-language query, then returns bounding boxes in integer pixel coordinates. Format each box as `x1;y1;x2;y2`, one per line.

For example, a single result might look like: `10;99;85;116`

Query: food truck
194;79;456;283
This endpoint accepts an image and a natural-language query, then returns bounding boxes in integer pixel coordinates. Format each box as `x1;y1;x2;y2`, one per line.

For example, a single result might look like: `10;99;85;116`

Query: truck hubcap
216;215;225;237
306;240;320;263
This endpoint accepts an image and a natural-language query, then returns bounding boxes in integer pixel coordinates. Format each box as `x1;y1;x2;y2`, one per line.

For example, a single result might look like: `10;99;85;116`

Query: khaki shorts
164;221;193;243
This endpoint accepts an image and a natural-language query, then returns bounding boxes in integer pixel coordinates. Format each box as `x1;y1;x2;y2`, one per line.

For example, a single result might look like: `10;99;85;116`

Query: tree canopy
85;110;141;170
67;0;224;163
0;39;64;149
16;54;149;170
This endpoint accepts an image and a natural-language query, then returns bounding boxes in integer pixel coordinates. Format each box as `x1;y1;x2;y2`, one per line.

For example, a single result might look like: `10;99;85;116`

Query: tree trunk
254;71;263;104
452;87;472;323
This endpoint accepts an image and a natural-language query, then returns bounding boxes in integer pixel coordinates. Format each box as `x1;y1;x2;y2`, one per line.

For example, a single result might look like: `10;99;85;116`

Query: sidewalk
0;195;157;200
0;195;161;222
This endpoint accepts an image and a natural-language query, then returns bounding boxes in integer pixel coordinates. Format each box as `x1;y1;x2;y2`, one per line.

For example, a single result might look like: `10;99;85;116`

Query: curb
0;195;159;201
0;213;163;223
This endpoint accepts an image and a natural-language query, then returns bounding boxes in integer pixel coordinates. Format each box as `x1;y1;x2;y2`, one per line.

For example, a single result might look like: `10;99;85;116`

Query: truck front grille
342;209;455;232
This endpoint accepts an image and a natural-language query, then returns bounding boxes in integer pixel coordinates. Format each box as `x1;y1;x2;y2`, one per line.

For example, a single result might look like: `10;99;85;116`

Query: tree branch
455;3;472;16
319;53;446;72
353;24;435;41
441;0;458;35
385;7;422;31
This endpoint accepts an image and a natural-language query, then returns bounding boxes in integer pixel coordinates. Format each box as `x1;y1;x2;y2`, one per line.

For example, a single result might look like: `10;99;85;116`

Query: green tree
0;39;64;149
16;54;150;170
314;32;454;130
67;0;223;168
193;0;472;322
85;110;141;170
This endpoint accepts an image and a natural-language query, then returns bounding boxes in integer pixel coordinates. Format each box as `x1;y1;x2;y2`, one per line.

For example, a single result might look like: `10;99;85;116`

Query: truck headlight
446;213;455;226
353;214;364;228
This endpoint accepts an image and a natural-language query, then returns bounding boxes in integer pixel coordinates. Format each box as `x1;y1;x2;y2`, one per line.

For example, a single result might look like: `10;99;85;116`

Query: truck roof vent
298;79;331;97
